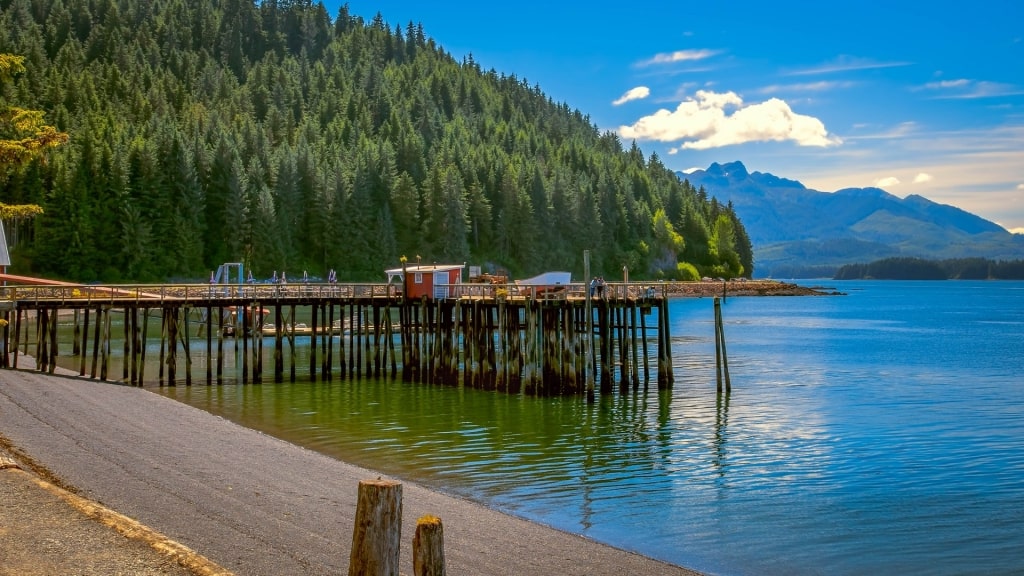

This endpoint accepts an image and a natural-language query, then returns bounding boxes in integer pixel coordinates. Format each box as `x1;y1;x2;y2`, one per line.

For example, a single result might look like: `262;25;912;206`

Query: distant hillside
680;161;1024;278
834;257;1024;280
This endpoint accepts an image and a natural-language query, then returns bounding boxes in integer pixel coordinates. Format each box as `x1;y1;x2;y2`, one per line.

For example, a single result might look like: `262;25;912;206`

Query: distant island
834;257;1024;280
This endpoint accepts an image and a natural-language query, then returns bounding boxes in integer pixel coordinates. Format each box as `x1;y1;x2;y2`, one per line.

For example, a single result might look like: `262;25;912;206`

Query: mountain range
679;162;1024;278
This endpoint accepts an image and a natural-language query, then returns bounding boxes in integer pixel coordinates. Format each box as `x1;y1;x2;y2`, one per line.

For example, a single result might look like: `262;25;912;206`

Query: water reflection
713;391;729;479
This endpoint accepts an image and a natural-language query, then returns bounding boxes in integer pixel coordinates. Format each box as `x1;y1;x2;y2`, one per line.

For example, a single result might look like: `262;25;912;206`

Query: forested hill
0;0;752;282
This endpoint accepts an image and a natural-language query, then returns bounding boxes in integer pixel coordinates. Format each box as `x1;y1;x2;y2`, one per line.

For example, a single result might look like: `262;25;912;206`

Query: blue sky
336;1;1024;233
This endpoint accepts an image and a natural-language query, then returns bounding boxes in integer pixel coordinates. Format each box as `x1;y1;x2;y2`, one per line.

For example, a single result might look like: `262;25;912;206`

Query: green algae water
75;281;1024;574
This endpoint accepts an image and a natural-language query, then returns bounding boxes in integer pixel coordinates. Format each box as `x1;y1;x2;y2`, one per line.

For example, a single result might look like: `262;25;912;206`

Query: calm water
146;281;1024;575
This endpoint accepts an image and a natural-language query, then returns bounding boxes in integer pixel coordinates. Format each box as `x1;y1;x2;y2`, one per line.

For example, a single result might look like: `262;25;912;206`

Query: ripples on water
158;281;1024;575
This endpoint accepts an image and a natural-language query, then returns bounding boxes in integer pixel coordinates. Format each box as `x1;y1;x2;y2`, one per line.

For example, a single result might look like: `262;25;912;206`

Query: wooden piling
356;303;365;378
47;309;57;373
131;307;140;386
123;307;130;381
273;303;283;382
289;304;297;382
348;479;402;576
319;303;327;378
12;308;22;369
158;308;167;384
254;304;263;384
216;306;224;383
714;297;731;393
371;303;381;378
124;307;133;384
386;304;397;378
1;310;8;368
166;307;177;386
325;303;334;380
33;310;42;372
241;303;249;384
364;303;373;377
598;301;612;394
309;302;318;382
92;305;102;381
71;310;80;356
182;307;193;385
618;305;629;394
36;309;48;373
140;308;149;385
413;515;445;576
339;305;347;377
21;308;29;359
657;296;673;389
206;306;213;384
640;302;650;389
78;309;88;376
626;305;634;389
350;302;359;380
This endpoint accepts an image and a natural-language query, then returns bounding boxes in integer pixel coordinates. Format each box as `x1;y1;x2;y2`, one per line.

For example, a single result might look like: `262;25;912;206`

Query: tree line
0;0;752;283
834;257;1024;280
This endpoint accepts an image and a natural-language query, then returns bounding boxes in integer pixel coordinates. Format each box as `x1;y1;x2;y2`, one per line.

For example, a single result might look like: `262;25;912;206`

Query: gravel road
0;370;700;575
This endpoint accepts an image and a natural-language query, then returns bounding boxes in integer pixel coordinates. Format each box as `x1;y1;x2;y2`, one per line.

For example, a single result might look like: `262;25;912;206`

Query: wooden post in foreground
413;515;446;576
349;478;402;576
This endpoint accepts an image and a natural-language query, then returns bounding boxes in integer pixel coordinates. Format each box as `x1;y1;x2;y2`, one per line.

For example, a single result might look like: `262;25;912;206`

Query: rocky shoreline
664;279;843;297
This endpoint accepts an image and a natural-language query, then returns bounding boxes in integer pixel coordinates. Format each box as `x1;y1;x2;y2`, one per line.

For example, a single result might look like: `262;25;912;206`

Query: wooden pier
0;281;674;396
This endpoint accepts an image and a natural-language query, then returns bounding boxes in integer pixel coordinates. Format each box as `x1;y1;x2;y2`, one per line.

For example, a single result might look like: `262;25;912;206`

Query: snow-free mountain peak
678;162;1021;277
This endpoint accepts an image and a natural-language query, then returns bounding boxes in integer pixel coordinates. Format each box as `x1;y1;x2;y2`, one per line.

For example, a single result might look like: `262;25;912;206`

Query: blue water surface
161;281;1024;575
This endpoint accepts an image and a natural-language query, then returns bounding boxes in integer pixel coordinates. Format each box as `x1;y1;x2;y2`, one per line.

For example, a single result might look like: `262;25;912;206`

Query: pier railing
1;281;664;306
0;282;402;305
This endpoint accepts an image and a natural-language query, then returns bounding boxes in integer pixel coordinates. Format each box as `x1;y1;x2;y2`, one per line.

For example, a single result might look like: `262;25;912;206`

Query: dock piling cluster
1;282;674;396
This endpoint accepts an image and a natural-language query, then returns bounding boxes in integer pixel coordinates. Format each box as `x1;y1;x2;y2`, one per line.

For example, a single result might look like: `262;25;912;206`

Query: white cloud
1010;227;1024;235
1017;184;1024;190
613;86;650;106
913;173;933;183
874;177;901;188
618;90;841;149
758;80;853;95
919;79;1024;99
843;121;919;140
638;49;721;67
787;56;911;76
923;79;971;89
